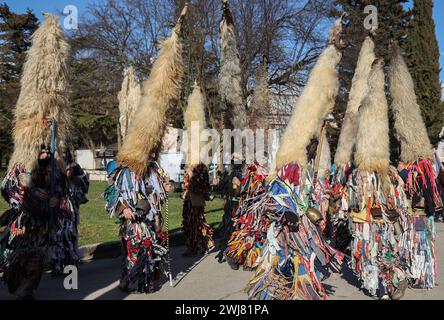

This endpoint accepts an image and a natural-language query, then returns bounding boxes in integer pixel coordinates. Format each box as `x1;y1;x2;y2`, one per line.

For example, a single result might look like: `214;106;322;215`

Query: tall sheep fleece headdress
184;82;207;166
388;43;433;162
219;0;246;129
317;130;332;178
118;66;141;141
249;57;270;131
117;4;187;175
8;13;71;173
334;36;376;167
355;59;390;174
274;19;343;171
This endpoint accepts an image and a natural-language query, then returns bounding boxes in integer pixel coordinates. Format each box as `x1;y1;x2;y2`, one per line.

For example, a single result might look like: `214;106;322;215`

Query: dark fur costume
182;163;214;254
0;161;72;298
216;164;243;264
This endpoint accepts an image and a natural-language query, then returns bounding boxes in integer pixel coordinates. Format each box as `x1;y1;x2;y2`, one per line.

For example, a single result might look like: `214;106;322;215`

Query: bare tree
67;0;336;151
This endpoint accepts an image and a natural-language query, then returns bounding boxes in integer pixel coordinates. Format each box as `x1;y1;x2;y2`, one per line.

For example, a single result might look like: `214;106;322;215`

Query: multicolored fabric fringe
346;169;410;298
399;215;436;288
400;159;443;216
226;163;269;269
106;163;168;293
327;163;355;252
246;162;344;300
397;159;442;289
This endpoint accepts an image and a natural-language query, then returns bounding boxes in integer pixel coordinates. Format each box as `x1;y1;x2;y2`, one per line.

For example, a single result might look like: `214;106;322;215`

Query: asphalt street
0;223;443;300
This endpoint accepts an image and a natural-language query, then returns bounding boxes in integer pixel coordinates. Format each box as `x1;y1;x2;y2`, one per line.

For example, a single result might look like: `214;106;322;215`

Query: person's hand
13;226;26;236
49;196;60;208
232;177;241;189
122;207;135;221
163;182;173;193
66;165;73;178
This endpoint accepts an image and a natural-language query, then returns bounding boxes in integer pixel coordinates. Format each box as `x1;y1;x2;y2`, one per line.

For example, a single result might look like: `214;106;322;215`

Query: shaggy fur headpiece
249;57;270;131
220;0;246;129
116;4;187;175
8;14;71;173
274;19;342;170
355;59;390;174
118;66;141;141
184;82;207;166
317;130;332;178
388;43;433;162
334;36;375;167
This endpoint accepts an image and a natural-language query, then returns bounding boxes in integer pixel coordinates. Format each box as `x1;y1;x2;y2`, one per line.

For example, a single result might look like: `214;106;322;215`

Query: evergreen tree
0;3;38;166
403;0;443;145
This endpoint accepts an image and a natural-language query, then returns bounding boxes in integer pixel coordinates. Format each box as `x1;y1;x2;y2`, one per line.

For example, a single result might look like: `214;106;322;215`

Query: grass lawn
0;171;224;246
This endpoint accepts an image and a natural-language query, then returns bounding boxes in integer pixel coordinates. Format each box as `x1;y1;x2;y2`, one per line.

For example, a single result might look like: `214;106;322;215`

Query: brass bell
306;207;323;225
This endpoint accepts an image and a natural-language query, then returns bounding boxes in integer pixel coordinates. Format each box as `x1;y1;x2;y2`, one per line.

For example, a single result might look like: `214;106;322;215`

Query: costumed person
347;59;408;300
388;43;443;289
329;36;376;253
0;14;74;299
51;150;89;275
223;57;271;270
181;83;215;256
311;129;333;237
215;0;247;266
434;148;444;222
215;155;244;267
104;4;187;293
245;19;345;300
224;162;269;270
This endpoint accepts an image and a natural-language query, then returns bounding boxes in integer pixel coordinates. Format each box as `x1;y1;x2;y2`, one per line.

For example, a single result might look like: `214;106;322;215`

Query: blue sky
5;0;444;82
432;0;444;84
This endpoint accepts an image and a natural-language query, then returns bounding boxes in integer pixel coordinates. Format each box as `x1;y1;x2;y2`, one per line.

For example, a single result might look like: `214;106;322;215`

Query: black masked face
38;156;50;168
38;146;51;168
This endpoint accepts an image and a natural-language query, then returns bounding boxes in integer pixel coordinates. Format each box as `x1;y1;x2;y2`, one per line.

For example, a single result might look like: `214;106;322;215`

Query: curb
79;229;223;261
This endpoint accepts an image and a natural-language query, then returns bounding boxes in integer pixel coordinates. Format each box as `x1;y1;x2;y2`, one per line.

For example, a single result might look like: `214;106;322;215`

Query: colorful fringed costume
330;36;376;255
246;163;344;300
105;3;186;293
397;159;442;288
0;14;76;299
245;18;344;300
225;163;269;269
388;43;442;290
106;162;169;293
328;163;355;252
182;164;215;254
346;168;409;298
51;162;89;275
0;160;76;297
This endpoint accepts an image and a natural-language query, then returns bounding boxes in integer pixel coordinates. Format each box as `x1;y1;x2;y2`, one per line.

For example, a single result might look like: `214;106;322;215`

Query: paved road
1;224;443;300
